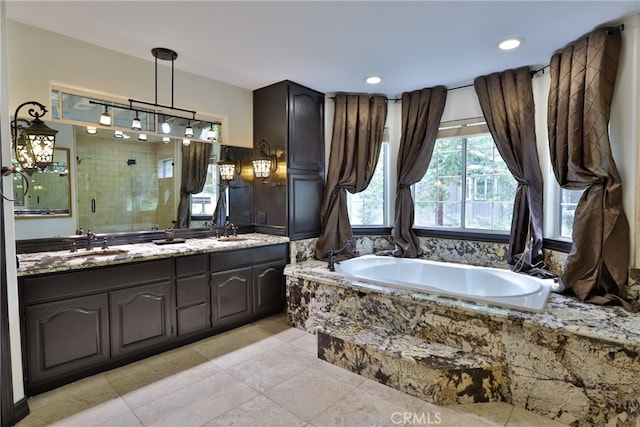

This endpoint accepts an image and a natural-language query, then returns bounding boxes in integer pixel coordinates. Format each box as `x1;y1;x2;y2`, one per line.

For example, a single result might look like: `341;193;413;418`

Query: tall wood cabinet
253;80;325;240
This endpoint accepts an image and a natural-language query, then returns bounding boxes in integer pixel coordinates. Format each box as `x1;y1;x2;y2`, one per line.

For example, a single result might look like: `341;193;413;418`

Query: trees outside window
414;134;516;231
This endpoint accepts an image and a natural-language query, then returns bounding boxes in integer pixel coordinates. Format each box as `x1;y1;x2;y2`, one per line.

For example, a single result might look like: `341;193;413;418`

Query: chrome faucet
327;239;355;271
214;221;237;239
86;230;96;250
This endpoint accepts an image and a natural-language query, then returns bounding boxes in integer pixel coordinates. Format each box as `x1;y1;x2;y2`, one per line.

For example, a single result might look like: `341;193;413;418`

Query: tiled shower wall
75;137;176;233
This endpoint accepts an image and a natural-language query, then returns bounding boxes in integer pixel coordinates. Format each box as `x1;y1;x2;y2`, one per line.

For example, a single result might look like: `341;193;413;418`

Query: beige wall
6;20;253;148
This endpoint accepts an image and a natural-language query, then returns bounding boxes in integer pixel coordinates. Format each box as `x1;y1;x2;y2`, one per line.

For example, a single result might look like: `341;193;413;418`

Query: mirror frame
14;147;72;219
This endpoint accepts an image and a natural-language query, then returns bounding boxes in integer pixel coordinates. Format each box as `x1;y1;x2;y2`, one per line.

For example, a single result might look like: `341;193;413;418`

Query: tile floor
17;313;566;427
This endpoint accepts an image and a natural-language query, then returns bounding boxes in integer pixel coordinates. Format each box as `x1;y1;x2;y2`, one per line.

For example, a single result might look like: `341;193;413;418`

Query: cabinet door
211;267;252;327
288;170;323;240
110;281;173;358
253;261;286;316
25;294;110;387
288;84;325;171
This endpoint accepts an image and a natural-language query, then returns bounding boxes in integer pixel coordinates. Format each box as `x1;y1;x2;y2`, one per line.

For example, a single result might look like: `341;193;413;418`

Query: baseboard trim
12;396;30;425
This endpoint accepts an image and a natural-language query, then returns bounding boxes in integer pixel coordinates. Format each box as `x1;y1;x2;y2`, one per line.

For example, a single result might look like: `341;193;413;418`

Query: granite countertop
18;233;289;277
285;261;640;351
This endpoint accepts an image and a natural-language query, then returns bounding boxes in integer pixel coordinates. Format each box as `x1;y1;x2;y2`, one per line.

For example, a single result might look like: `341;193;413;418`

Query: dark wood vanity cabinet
20;243;288;394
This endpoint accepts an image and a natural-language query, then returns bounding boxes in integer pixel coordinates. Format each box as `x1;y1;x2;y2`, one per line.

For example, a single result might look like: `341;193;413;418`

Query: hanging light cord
0;166;29;202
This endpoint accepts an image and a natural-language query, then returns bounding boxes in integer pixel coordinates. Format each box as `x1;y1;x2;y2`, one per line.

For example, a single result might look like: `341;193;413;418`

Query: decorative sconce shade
218;146;240;181
99;106;111;126
252;139;277;182
12;101;58;171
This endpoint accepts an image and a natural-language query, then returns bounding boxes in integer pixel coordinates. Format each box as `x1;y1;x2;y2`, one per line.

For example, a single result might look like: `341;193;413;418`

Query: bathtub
330;255;555;313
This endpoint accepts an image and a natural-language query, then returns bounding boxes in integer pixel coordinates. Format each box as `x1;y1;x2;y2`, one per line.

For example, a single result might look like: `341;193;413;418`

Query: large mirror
13;147;71;217
13;122;222;240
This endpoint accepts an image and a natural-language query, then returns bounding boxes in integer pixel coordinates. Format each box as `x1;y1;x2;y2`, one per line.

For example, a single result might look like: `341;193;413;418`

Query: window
347;142;388;226
158;158;173;178
191;158;220;218
414;130;517;232
559;188;583;238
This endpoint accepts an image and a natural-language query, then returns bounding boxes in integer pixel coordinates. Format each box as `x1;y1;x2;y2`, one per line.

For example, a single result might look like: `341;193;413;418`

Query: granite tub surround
314;312;504;405
285;261;640;426
18;233;289;276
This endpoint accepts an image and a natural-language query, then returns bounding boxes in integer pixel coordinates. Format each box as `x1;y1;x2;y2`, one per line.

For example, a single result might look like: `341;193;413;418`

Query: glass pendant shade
182;138;190;146
86;126;97;134
162;136;171;144
114;130;124;138
185;125;194;138
131;116;142;131
138;133;148;141
207;124;218;142
99;111;112;126
161;120;171;134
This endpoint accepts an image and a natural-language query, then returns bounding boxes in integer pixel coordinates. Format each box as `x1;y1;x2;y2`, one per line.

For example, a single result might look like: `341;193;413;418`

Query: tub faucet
327;239;355;272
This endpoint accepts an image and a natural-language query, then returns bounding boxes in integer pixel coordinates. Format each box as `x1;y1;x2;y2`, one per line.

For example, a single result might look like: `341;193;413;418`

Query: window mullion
461;137;468;228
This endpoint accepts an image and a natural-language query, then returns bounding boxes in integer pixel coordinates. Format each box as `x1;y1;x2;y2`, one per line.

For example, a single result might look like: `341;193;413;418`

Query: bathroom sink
64;248;129;258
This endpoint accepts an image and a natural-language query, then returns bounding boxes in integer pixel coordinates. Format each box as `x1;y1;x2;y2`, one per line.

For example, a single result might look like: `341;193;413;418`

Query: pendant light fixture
99;105;111;126
185;121;194;138
87;47;221;142
131;113;142;131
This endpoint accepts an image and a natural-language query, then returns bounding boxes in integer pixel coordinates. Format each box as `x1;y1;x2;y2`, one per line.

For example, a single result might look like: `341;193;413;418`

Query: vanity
17;233;289;395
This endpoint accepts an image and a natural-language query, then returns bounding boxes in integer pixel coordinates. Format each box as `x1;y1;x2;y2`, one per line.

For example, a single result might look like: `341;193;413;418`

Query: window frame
190;155;221;221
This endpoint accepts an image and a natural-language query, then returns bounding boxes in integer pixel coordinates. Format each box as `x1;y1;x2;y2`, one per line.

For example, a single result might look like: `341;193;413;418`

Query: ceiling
6;1;640;95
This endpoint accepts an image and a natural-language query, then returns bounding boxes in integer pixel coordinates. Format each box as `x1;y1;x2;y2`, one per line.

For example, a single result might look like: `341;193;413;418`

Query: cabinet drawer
176;255;208;277
176;274;209;307
22;259;172;304
210;244;287;272
177;304;209;336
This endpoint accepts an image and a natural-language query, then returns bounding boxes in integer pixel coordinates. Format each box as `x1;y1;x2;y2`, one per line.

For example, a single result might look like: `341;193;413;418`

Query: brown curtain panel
548;27;638;312
212;181;228;227
315;94;387;260
391;86;447;258
474;67;544;267
176;141;213;229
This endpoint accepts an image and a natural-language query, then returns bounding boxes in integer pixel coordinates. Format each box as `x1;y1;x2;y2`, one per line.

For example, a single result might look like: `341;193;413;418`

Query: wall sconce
218;146;240;181
12;101;59;172
252;139;277;183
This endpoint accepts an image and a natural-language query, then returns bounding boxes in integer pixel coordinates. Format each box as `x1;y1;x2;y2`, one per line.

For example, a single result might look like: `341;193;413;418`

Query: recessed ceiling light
366;76;382;85
498;38;523;51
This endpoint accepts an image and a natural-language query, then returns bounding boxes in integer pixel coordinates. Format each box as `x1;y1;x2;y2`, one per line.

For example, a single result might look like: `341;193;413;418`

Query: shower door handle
91;198;96;213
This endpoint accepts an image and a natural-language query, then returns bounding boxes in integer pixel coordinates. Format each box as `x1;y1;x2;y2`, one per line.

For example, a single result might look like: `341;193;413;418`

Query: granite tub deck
285;261;640;427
